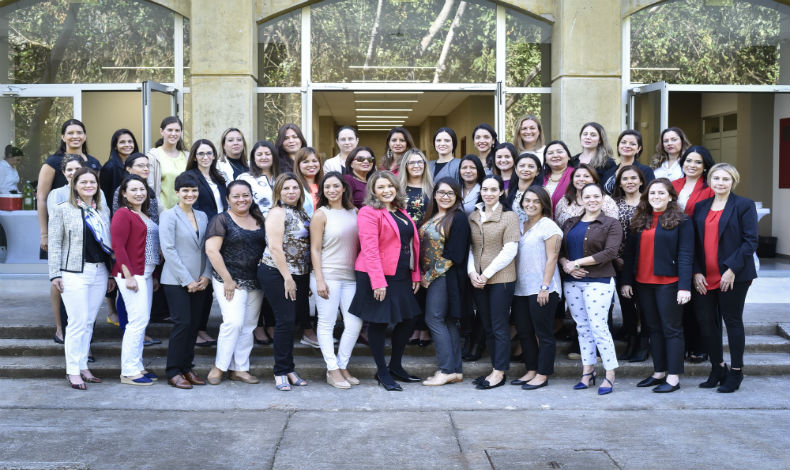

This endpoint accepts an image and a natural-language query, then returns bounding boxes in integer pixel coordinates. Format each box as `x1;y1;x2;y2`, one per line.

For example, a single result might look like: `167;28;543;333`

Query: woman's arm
160;210;195;288
357;207;387;289
309;209;330;299
537;233;561;305
47;204;65;288
36;164;56;251
265;207;297;300
581;219;622;266
110;210;134;278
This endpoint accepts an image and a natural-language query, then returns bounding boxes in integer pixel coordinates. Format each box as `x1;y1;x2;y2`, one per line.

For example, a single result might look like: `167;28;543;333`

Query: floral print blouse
260;204;311;275
419;216;453;282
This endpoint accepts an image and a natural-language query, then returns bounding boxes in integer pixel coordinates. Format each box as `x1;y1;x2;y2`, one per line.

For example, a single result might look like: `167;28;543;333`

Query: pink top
354;205;421;289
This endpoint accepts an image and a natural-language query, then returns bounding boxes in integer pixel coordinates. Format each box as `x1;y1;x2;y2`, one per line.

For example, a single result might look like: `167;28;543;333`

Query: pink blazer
354;206;421;289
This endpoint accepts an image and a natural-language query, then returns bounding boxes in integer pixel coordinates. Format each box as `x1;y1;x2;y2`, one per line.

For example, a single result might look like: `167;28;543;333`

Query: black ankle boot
717;368;743;393
699;363;728;388
461;335;473;358
619;335;638;360
464;340;486;362
628;336;650;362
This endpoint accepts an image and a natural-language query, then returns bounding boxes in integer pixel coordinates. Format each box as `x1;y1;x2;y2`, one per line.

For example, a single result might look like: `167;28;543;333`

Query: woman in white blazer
160;173;213;389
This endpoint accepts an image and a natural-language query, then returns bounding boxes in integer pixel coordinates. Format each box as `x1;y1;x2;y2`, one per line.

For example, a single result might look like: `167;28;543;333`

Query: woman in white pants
111;175;160;386
309;172;362;389
205;180;267;385
48;167;113;390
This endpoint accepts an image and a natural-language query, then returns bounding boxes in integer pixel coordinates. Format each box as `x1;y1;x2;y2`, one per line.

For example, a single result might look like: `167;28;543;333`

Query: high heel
573;370;596;390
699;363;728;388
598;377;614;395
375;373;402;391
717;368;743;393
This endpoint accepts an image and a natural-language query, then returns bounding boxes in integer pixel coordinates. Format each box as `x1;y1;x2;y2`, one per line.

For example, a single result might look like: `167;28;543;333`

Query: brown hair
293;147;324;191
563;163;600;204
68;167;101;209
630;178;687;232
364;171;406;210
272;172;305;211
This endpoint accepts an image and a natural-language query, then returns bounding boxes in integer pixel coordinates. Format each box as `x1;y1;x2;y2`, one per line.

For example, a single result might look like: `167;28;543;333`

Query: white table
0;210;45;264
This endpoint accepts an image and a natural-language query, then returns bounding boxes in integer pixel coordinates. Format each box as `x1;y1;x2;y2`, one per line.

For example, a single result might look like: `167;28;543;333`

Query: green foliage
630;0;788;85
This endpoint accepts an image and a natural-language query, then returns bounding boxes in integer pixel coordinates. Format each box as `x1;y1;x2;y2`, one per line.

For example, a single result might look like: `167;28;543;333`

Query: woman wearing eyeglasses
344;146;376;209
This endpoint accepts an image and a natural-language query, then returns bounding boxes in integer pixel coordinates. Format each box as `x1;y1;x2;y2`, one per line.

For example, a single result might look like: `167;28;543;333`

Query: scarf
77;199;113;255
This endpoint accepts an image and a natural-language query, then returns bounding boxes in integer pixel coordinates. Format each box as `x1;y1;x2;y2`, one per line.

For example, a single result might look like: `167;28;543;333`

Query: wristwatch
540;284;550;291
573;261;580;270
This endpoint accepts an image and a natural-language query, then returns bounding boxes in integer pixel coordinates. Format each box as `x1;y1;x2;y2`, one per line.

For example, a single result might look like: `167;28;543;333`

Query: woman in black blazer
621;178;693;393
692;163;758;393
185;139;229;221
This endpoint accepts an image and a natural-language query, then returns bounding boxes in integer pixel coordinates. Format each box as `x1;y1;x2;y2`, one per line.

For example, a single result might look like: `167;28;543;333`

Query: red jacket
111;207;148;277
673;178;714;217
354;206;421;289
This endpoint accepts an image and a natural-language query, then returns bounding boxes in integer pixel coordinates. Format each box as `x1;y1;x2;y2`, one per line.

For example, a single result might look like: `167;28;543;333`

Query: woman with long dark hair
420;178;470;386
344;146;375;209
511;186;562;390
205;180;266;385
430;127;461;183
468;175;520;389
112;175;160;386
185;139;228;221
310;172;362;388
542;140;574;211
147;116;188;210
380;127;415;175
651;127;691;181
100;129;139;205
602;129;655;195
505;152;542;222
472;124;497;172
258;173;312;390
570;122;616;176
274;123;307;173
492;143;517;190
293;146;324;218
349;171;422;391
554;164;618;227
621;178;693;393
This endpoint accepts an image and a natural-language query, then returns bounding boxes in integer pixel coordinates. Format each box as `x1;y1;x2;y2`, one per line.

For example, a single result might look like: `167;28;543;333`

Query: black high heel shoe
388;368;420;383
717;368;743;393
375;373;402;391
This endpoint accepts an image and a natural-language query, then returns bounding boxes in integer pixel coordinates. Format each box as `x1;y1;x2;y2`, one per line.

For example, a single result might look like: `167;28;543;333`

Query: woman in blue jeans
419;178;470;386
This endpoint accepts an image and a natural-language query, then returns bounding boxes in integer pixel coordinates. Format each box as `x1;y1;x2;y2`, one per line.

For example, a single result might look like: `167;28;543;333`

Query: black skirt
349;268;420;325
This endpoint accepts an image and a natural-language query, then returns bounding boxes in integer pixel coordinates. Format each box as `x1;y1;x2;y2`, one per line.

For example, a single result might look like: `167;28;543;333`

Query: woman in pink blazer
349;171;421;391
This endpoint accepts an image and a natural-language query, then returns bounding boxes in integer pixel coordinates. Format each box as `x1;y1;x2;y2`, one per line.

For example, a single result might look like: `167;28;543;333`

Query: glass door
142;81;178;152
627;81;668;163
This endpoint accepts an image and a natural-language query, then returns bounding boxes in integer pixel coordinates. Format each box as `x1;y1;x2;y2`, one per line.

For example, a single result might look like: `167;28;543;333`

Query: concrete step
0;350;787;380
1;333;788;357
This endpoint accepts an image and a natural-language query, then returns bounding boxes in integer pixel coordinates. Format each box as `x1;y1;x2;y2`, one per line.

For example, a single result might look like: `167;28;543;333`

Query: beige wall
737;94;774;237
445;95;495;159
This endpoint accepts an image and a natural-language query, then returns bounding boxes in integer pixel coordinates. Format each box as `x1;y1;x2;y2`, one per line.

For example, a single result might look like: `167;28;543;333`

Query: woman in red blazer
112;175;159;386
349;171;421;391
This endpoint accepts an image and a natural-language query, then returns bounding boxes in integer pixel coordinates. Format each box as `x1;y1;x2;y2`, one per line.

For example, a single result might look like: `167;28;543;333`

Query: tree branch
432;1;466;83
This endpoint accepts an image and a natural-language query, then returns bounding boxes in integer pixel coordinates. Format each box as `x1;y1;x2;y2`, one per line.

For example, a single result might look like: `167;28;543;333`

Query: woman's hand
374;287;387;301
125;276;139;292
186;281;200;293
694;273;708;295
223;278;237;301
284;276;297;301
420;279;431;289
720;268;735;292
106;278;116;294
197;276;210;291
537;289;549;306
152;277;160;292
469;272;486;289
412;281;420;294
562;260;576;274
40;234;48;252
621;285;633;299
51;278;64;293
316;279;329;299
677;289;691;305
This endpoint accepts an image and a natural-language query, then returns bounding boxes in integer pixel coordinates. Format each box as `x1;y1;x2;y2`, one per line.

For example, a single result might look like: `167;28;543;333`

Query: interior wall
445;95;494;159
701;93;737;117
419;116;446;160
773;25;789;256
737;94;774;237
316;116;334;162
669;93;702;146
82;91;143;164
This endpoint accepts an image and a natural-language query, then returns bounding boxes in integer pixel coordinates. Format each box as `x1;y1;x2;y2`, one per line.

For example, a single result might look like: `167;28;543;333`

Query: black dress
350;210;420;324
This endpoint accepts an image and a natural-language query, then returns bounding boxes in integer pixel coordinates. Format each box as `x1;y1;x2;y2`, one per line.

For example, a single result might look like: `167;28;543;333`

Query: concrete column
189;0;257;144
550;0;622;153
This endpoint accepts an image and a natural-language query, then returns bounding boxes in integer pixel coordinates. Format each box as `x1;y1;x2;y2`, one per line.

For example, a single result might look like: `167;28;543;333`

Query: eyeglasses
407;160;425;167
436;191;455;199
132;163;150;169
354;156;375;163
196;151;214;158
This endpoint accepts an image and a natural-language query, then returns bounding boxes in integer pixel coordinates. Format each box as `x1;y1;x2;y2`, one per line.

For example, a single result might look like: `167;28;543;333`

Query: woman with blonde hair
512;114;545;162
570;122;616;177
216;127;249;182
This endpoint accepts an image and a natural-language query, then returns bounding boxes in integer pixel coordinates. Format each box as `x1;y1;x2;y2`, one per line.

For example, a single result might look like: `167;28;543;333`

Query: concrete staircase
1;316;788;380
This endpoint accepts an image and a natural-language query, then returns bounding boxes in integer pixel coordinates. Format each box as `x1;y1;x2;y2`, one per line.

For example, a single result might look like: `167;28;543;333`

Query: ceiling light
356;108;412;112
354;91;424;94
355;100;418;103
356;115;409;119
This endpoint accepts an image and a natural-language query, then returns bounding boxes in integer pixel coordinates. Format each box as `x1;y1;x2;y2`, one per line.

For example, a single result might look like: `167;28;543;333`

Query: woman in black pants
511;186;562;390
692;163;757;393
160;173;212;388
349;171;422;391
621;178;693;393
258;173;311;391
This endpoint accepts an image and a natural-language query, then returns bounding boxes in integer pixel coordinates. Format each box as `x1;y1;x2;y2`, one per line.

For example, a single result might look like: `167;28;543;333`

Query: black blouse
206;212;266;290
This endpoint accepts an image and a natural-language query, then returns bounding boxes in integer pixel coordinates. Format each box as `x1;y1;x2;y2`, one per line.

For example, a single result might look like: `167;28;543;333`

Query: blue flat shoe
143;371;159;381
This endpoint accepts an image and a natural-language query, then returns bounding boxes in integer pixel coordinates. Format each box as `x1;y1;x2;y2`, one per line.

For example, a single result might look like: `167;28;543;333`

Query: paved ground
0;259;788;470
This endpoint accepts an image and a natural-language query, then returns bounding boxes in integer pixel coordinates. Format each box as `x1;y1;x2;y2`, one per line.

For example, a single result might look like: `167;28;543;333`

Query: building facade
1;0;788;255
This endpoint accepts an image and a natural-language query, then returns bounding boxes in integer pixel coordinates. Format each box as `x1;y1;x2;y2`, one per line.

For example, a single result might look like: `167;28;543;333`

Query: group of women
42;114;757;395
